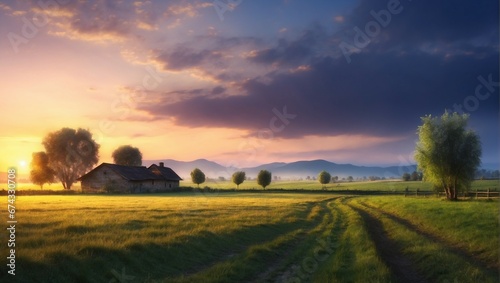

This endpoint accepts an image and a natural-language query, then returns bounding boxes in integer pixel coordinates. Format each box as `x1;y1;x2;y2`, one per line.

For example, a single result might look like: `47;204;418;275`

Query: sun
19;160;27;167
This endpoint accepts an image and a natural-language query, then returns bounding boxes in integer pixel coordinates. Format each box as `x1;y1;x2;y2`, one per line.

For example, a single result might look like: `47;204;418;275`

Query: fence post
487;188;490;199
416;188;419;197
476;189;478;199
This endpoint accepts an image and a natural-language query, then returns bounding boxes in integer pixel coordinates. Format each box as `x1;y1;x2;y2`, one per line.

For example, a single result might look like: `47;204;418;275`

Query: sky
0;0;498;174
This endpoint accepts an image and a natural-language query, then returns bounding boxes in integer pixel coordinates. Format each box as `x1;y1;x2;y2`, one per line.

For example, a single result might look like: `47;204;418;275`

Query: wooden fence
404;188;500;199
470;188;500;199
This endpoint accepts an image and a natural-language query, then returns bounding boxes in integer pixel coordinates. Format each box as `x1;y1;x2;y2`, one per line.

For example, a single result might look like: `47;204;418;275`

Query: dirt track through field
176;199;325;280
255;197;339;283
167;195;498;282
358;201;500;275
349;204;430;283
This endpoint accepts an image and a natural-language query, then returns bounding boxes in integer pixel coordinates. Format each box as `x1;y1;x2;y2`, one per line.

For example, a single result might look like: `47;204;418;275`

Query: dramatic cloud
8;0;211;42
151;35;265;84
247;25;329;67
140;50;498;138
155;47;223;71
339;0;498;52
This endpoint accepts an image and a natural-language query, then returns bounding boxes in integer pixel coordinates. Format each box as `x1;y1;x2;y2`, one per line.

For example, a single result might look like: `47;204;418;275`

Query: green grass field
183;179;499;192
4;179;498;193
0;191;498;282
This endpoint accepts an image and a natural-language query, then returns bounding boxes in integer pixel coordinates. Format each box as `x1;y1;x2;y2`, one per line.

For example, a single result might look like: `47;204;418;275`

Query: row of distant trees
30;127;144;190
191;169;343;190
190;168;271;189
400;169;497;182
475;169;500;180
402;171;423;182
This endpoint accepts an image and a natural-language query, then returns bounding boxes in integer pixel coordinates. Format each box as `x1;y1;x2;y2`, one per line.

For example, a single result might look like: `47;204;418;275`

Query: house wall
133;180;180;193
81;166;130;193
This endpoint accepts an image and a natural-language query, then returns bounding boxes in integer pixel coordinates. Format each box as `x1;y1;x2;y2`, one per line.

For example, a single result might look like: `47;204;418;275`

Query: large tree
318;171;331;190
43;128;100;190
30;152;55;189
232;171;246;189
257;170;272;190
112;145;142;166
191;168;206;188
415;112;481;200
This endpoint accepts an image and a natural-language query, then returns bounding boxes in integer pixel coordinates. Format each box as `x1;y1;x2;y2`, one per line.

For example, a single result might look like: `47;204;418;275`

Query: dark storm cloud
140;0;498;141
213;36;264;49
248;25;328;66
153;35;262;74
341;0;498;50
142;51;499;138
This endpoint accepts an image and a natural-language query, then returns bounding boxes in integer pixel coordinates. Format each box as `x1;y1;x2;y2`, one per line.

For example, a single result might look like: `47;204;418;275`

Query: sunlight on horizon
19;160;27;168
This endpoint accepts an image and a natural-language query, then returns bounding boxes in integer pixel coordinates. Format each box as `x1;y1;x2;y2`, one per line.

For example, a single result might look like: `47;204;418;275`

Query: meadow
0;190;498;282
5;179;498;193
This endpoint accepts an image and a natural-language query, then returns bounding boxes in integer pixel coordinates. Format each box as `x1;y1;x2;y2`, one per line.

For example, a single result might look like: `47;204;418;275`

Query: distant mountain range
144;159;419;179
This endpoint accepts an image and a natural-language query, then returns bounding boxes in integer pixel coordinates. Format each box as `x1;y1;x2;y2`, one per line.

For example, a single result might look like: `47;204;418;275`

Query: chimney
159;162;164;167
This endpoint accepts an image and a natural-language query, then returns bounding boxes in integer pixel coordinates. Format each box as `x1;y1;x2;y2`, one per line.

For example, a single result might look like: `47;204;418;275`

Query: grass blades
4;179;498;192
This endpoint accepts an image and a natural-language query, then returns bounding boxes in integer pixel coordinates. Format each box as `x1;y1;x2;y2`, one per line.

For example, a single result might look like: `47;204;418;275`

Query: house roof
78;163;181;182
149;164;183;181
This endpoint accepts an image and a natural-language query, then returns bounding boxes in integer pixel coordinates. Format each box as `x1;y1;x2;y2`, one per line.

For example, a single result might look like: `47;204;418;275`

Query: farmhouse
78;162;182;193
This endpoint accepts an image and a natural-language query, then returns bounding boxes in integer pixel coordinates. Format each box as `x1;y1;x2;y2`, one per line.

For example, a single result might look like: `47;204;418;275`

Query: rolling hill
144;159;417;179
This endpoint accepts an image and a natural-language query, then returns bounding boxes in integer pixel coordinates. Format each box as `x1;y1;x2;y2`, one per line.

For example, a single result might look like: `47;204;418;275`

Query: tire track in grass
244;198;336;282
169;229;307;283
348;204;429;283
309;199;353;282
172;198;337;283
163;201;321;280
358;201;500;275
311;196;394;282
258;198;339;282
279;196;392;283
